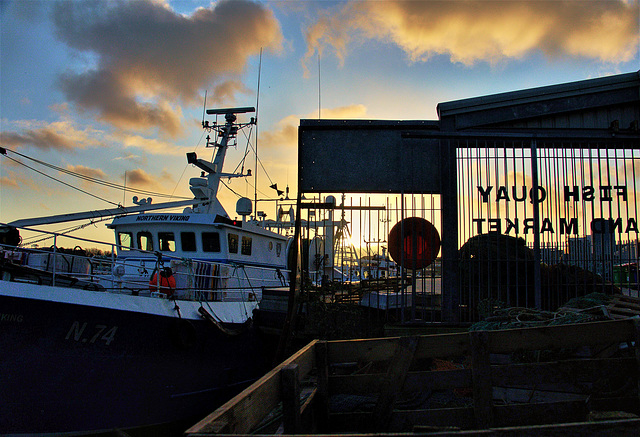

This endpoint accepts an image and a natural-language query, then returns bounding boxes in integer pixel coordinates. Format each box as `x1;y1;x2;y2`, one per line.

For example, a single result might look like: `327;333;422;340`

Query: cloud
303;0;639;71
0;175;20;189
0;166;43;192
66;164;107;180
112;131;188;156
1;120;104;152
52;0;283;136
2;129;76;152
260;104;367;152
125;168;155;187
113;153;144;164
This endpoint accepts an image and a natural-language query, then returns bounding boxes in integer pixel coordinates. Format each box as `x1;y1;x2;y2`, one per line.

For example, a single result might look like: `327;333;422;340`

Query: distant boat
0;107;291;434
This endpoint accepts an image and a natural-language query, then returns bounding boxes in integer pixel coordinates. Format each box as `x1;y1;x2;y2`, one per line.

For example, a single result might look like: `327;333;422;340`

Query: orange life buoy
149;268;176;296
388;217;441;270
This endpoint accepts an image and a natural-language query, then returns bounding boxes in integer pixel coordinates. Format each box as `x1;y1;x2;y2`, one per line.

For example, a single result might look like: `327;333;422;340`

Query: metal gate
455;137;639;322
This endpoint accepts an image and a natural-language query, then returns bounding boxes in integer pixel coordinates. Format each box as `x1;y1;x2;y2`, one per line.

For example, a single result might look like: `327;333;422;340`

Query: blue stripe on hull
0;294;273;434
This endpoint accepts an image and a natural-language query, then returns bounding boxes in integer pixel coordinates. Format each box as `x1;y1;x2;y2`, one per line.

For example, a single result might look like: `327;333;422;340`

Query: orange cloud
304;0;639;70
125;168;156;188
112;132;187;156
52;0;283;136
0;166;45;193
1;120;102;152
0;175;19;189
2;129;76;152
65;165;107;180
260;104;367;152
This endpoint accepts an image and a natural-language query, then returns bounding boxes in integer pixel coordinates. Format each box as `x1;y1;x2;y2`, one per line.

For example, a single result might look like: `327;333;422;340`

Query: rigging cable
3;148;191;201
21;217;113;246
255;47;263;210
3;153;120;206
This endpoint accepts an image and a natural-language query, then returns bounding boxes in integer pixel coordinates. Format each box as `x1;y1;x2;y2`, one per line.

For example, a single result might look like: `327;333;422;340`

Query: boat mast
186;107;255;216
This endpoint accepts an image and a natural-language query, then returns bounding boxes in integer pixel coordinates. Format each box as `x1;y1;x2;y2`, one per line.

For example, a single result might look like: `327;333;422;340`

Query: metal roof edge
299;119;440;129
436;70;640;120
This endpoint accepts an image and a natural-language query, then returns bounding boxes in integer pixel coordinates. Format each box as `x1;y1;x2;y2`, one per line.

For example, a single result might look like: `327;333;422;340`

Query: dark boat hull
0;286;272;435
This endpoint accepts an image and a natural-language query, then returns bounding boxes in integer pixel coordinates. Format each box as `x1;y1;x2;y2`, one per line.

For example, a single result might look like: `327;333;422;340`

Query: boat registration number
65;321;118;346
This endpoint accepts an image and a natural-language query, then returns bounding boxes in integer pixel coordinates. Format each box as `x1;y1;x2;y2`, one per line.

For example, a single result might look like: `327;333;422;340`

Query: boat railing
1;224;290;301
163;256;289;302
0;224;123;290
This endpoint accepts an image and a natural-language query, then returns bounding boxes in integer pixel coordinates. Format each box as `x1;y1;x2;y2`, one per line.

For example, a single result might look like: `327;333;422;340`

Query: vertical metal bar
111;244;116;291
441;138;459;323
531;139;542;309
631;149;639;296
52;235;57;287
400;192;406;322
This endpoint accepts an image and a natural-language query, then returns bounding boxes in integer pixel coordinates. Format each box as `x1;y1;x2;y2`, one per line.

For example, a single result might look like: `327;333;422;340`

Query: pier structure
294;71;640;324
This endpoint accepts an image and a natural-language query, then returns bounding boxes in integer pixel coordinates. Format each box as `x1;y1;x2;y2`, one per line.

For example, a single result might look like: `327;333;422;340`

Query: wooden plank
414;418;640;436
329;368;472;395
298;386;317;432
485;319;636;354
326;331;470;364
329;408;476;433
390;406;476;431
610;300;640;312
471;331;494;429
281;364;301;433
331;403;632;433
371;335;418;431
634;318;640;409
314;340;330;432
326;320;634;366
494;399;588;427
492;386;588;404
587;396;639;413
491;358;637;388
185;339;317;435
609;306;640;317
614;295;640;306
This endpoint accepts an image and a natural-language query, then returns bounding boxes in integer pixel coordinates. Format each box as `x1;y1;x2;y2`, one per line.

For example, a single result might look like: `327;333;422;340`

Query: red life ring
388;217;441;270
149;268;176;296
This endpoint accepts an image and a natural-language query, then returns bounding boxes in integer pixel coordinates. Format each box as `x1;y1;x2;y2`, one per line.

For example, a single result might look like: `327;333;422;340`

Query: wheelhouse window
241;236;252;255
202;232;220;252
137;231;153;251
158;232;176;252
228;233;238;254
118;232;133;251
181;232;197;252
276;242;282;257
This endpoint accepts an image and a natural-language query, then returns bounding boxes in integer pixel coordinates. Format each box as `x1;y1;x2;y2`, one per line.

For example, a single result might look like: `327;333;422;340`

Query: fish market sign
136;214;191;222
472;185;638;235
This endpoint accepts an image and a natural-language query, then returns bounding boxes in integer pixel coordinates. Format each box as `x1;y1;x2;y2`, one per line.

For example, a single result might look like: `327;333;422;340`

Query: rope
469;293;613;331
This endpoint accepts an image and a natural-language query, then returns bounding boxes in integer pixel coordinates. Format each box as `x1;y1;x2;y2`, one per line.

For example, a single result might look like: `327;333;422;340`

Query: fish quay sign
472;184;638;235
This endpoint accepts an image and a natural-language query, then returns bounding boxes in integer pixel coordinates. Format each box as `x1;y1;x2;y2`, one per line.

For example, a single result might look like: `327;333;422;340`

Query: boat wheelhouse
108;206;289;301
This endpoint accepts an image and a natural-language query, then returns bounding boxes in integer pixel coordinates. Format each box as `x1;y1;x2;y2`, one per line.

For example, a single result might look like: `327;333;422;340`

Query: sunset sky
1;0;639;246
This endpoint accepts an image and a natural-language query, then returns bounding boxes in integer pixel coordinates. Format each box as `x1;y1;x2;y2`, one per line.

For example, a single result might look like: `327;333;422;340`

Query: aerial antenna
254;47;262;211
318;53;321;119
201;90;208;128
123;171;127;207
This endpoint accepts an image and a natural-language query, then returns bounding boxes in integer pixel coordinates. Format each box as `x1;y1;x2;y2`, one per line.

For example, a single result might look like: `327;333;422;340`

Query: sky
1;0;639;247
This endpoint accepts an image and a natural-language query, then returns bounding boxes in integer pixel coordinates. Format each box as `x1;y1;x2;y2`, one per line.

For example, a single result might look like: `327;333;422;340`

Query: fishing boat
0;107;291;435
